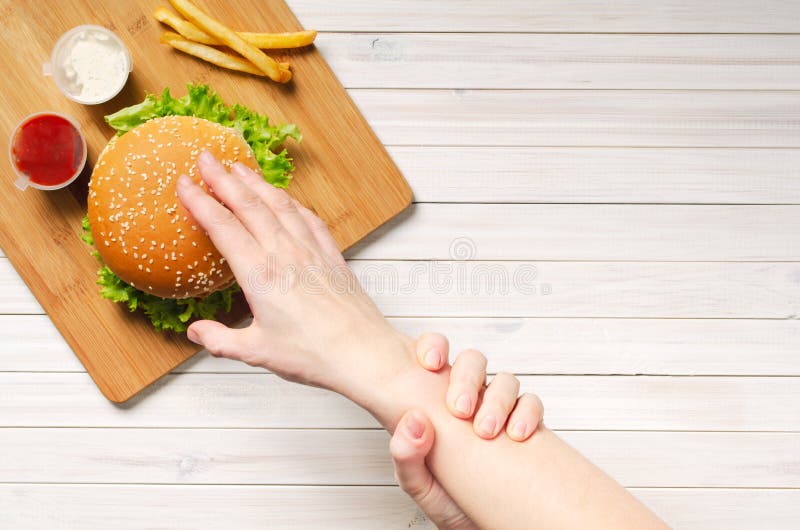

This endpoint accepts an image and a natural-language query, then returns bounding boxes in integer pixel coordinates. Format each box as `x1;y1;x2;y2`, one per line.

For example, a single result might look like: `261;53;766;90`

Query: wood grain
1;428;797;488
390;147;800;204
4;315;798;376
3;258;799;318
348;204;800;261
318;33;800;89
351;89;800;147
0;0;410;402
0;484;433;530
1;484;798;530
286;0;800;33
2;372;799;431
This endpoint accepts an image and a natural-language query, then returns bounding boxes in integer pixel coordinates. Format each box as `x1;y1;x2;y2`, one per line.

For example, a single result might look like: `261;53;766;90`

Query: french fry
170;0;282;81
160;32;266;77
153;6;217;45
154;6;317;49
238;30;317;49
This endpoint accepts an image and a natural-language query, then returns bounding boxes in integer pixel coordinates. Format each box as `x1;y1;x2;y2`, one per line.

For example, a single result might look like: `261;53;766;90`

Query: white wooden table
2;1;800;528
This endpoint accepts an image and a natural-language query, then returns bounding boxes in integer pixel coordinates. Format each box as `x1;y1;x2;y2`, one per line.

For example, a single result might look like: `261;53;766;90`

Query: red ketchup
11;113;85;189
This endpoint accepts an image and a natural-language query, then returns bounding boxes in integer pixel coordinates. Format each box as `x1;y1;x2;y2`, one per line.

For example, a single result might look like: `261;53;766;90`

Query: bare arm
342;345;668;530
177;152;669;530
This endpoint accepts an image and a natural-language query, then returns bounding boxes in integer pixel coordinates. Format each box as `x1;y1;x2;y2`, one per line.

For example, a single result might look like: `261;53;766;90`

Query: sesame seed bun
88;115;259;299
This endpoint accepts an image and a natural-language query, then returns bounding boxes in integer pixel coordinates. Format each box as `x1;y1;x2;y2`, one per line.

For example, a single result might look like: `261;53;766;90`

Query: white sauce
60;29;128;103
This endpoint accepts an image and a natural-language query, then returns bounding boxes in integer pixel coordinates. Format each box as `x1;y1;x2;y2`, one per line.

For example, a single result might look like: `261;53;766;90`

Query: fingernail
178;174;192;188
423;348;441;369
198;150;213;163
455;394;471;415
404;412;424;439
479;415;497;436
186;326;201;344
512;420;527;439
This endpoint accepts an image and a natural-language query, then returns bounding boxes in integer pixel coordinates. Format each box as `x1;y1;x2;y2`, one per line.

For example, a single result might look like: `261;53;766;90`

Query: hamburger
81;84;300;331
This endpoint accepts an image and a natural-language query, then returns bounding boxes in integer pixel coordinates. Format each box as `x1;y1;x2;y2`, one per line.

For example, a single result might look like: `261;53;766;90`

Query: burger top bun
88;115;260;299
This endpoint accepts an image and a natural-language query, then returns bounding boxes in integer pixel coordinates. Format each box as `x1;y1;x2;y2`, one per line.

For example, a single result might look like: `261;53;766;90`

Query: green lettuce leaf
85;84;295;332
83;217;239;333
105;83;301;188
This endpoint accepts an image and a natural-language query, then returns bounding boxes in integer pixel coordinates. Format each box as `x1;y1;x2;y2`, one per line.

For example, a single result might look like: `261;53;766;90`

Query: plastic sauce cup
43;24;132;105
9;111;88;191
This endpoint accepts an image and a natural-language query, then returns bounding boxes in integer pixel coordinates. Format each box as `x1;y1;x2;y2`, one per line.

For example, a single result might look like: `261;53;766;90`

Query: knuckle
270;191;296;213
489;373;520;405
210;205;238;226
494;371;520;389
453;365;483;387
309;216;329;233
237;191;264;211
204;340;226;358
521;392;545;415
406;476;436;503
530;393;545;414
457;348;487;368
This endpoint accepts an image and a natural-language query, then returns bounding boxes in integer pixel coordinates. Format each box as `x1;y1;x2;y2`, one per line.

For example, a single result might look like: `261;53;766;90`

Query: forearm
336;335;669;530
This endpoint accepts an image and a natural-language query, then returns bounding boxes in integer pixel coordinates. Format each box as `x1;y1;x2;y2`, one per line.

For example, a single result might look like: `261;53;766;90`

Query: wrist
327;324;420;430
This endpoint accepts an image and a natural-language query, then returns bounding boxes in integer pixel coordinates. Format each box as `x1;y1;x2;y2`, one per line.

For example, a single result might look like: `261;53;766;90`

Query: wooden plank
0;484;798;530
1;428;797;488
3;315;798;376
319;33;800;89
0;484;432;530
347;204;800;261
351;261;800;319
3;259;799;318
391;147;800;204
637;488;800;530
2;373;799;431
0;0;410;403
286;0;800;33
0;261;40;313
351;89;800;147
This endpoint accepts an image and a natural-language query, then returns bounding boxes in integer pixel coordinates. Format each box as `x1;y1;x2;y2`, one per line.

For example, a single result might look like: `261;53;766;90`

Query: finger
231;162;318;251
294;201;346;266
176;173;260;279
390;410;435;496
415;332;449;371
445;349;487;419
187;319;254;364
506;392;545;442
473;372;520;439
196;152;286;250
390;410;471;529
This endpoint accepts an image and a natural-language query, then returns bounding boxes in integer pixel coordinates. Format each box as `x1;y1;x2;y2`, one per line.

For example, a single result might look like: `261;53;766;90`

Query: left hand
177;152;416;399
389;335;544;529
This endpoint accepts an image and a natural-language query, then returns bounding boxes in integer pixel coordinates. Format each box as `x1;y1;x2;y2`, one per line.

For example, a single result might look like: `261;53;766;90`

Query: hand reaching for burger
177;151;419;412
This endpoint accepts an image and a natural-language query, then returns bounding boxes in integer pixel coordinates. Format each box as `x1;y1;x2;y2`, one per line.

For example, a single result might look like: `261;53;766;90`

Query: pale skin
177;151;671;530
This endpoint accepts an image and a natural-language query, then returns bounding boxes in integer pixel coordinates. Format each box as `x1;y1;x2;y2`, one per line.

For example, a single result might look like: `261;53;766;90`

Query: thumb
390;410;474;529
187;320;251;362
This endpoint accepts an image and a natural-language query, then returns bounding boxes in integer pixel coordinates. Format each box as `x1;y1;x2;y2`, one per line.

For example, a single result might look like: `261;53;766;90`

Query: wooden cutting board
0;1;412;402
